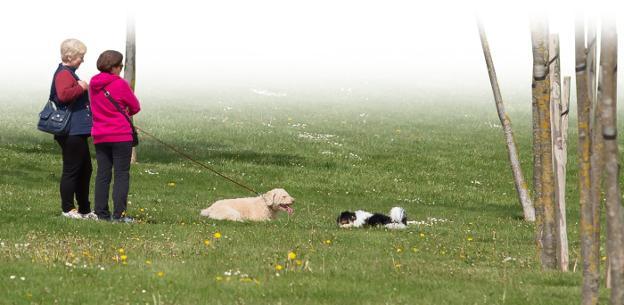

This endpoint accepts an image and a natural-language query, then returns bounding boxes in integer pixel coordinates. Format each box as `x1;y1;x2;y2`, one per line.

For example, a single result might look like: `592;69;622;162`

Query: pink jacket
89;73;141;144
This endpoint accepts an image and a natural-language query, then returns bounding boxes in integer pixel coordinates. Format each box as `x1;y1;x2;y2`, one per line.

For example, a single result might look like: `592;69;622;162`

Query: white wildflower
502;257;516;263
407;217;450;227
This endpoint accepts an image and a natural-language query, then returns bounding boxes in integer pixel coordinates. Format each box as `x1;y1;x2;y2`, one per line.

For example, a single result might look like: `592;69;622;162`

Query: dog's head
263;188;295;215
337;211;357;228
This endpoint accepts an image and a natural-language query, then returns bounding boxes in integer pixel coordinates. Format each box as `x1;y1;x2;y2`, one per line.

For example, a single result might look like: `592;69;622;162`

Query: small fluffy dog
337;207;407;229
200;188;294;221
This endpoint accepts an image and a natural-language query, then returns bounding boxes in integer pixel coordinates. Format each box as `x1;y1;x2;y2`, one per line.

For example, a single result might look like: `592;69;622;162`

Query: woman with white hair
50;38;96;219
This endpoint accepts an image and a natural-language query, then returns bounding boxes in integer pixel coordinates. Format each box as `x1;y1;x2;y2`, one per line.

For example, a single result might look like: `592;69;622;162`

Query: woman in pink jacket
89;50;141;222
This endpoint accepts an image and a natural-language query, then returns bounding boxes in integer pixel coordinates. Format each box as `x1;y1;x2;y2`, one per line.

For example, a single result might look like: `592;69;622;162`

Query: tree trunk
124;15;138;164
549;34;569;271
585;22;604;294
561;76;571;270
576;17;599;305
477;19;535;222
600;19;624;305
531;19;556;269
532;35;544;251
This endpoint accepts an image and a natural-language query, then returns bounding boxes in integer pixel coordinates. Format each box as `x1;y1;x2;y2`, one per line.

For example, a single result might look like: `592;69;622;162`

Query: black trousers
94;142;133;219
55;135;92;214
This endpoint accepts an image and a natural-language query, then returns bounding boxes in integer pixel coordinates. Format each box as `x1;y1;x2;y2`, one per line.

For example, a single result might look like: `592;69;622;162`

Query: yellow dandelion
396;247;403;253
295;260;303;266
140;208;145;212
118;248;125;255
275;264;284;271
157;271;165;277
412;247;418;252
120;255;128;261
467;236;474;241
288;251;297;260
324;239;332;245
213;232;222;239
602;256;607;261
419;233;425;238
167;182;176;187
204;240;211;246
215;276;223;281
145;260;152;265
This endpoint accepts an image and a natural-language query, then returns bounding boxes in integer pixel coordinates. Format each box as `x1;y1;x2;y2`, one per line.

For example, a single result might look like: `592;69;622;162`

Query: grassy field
0;87;614;304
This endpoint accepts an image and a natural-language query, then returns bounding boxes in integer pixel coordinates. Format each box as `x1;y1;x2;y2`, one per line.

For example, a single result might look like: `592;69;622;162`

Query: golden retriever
200;188;294;221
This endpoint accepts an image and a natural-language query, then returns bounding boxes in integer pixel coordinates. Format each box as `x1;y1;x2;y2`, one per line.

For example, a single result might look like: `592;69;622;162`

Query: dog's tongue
285;205;294;215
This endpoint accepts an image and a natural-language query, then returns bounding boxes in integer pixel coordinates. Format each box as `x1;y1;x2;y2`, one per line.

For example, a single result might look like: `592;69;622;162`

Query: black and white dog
337;207;407;229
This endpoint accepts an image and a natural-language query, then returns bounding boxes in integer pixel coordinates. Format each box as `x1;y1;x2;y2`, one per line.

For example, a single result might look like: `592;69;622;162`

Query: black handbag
103;90;139;147
37;99;72;135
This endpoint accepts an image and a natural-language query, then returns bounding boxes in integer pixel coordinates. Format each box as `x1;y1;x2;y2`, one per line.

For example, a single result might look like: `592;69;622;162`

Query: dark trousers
94;142;133;219
55;135;92;214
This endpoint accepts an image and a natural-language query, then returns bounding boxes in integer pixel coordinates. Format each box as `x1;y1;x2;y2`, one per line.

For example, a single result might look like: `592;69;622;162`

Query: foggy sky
1;0;623;98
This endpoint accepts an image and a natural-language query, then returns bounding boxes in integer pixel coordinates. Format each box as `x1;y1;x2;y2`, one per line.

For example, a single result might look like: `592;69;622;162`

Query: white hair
60;38;87;63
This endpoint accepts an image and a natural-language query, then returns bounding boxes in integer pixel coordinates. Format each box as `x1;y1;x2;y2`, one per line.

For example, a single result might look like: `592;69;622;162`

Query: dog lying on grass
200;188;294;221
337;207;407;229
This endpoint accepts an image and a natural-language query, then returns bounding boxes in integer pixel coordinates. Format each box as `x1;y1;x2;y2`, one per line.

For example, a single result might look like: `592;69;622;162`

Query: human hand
78;80;88;91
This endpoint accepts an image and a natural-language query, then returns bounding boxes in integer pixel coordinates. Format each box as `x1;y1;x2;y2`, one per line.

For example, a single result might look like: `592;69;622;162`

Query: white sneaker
81;212;98;220
61;209;83;219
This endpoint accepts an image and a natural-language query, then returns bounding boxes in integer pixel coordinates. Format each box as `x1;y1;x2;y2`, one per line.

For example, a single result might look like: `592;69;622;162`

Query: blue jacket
49;64;92;136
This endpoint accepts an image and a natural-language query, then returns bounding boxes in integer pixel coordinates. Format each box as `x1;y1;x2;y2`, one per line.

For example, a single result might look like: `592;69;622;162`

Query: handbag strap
103;90;135;130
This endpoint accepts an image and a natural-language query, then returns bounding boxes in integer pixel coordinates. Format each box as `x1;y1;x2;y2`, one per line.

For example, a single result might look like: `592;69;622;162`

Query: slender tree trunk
561;76;571;269
586;22;604;293
549;34;569;271
600;18;624;305
531;19;556;269
576;17;599;305
532;36;544;249
124;15;138;164
476;19;535;222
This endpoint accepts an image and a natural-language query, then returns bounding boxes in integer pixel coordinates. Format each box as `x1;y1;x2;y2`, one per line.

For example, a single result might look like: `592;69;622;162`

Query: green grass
0;88;615;304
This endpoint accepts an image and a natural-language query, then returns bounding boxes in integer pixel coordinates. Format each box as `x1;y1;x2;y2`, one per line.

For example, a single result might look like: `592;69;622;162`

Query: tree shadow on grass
2;141;59;156
139;143;338;169
6;137;340;172
431;199;525;220
1;166;56;185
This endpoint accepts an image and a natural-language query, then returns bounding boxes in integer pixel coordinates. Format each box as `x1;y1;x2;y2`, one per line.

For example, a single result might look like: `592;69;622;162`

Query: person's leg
56;135;83;213
94;143;113;219
111;142;133;219
75;136;93;215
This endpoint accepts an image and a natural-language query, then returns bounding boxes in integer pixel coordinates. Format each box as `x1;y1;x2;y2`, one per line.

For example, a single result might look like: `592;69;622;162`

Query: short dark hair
96;50;123;72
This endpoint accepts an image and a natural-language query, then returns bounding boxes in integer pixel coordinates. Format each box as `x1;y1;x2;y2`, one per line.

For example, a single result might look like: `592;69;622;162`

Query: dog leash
134;126;261;196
